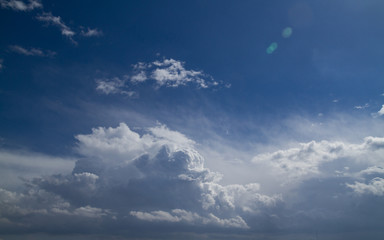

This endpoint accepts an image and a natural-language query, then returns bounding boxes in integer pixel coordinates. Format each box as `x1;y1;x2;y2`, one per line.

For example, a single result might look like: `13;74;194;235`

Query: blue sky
1;0;384;239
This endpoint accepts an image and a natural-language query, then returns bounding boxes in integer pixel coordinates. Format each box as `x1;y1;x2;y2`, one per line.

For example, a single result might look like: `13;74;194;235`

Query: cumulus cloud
80;28;103;37
9;45;56;57
0;123;279;235
2;123;384;238
0;0;42;11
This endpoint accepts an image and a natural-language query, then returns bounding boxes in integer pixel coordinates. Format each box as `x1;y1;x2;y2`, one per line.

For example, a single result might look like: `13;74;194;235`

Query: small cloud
354;103;369;109
0;0;42;11
149;58;212;88
378;104;384;116
9;45;56;57
130;71;147;83
332;99;339;103
36;12;77;44
95;77;135;97
0;59;3;70
80;27;103;37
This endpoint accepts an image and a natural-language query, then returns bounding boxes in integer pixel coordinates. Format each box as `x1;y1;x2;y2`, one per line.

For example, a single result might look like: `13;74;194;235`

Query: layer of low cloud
9;45;56;57
0;0;41;11
1;123;384;238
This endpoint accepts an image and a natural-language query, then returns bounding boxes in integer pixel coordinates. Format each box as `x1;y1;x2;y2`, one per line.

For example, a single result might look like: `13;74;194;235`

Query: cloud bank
1;123;384;238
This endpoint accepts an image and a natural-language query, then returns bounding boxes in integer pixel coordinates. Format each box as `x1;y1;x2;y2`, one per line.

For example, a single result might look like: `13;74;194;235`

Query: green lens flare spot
266;42;278;54
282;27;293;38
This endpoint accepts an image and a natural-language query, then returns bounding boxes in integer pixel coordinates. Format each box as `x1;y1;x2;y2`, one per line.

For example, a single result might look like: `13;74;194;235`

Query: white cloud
9;45;56;57
347;177;384;196
36;12;76;43
354;103;369;109
378;104;384;116
3;122;384;235
0;0;42;11
95;58;224;96
0;123;281;232
95;77;136;97
81;28;103;37
252;137;384;182
130;209;250;229
150;59;210;88
130;71;147;83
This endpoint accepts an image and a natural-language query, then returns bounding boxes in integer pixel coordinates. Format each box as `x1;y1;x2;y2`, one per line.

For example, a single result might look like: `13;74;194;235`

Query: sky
1;0;384;239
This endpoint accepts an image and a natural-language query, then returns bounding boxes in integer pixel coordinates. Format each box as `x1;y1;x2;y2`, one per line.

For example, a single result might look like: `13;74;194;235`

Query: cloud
252;137;384;182
36;12;76;43
9;45;56;57
0;0;42;11
0;59;3;70
347;177;384;196
95;77;136;96
80;28;103;37
378;104;384;116
149;59;213;88
0;123;279;235
96;58;225;96
0;149;75;190
354;103;369;109
2;122;384;237
130;209;249;229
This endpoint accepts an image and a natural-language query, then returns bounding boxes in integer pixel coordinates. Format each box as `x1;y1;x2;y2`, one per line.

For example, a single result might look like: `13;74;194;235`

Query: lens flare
266;42;278;54
282;27;293;38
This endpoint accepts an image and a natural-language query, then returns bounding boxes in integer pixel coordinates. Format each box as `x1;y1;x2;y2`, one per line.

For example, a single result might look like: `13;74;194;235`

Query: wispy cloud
36;12;77;43
0;0;42;11
80;27;103;37
354;103;369;109
0;58;3;70
9;45;56;57
95;77;136;96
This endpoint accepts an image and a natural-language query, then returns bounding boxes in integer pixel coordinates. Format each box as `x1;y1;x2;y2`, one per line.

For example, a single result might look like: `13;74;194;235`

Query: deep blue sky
1;1;384;239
